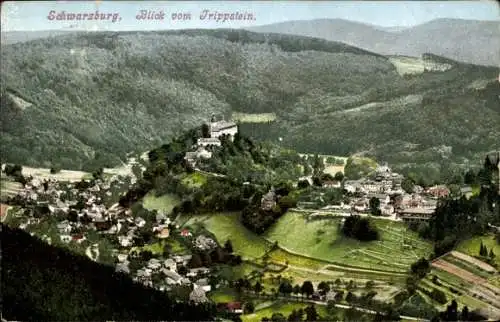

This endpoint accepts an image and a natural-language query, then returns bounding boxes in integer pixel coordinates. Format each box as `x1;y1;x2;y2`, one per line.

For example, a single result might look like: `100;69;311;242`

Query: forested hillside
1;29;499;179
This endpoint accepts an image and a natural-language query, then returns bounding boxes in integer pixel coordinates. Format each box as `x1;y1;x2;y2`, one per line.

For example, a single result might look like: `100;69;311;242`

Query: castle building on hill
183;115;238;168
209;115;238;140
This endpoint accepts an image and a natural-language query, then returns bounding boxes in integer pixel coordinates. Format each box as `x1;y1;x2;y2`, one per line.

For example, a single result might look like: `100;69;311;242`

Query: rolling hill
1;29;499;181
246;18;500;67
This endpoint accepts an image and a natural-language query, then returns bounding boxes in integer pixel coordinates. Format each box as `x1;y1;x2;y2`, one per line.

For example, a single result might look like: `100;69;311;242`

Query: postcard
1;1;499;321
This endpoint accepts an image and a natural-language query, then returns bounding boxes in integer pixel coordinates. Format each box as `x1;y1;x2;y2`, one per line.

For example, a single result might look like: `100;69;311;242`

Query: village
1;117;497;320
0;165;222;305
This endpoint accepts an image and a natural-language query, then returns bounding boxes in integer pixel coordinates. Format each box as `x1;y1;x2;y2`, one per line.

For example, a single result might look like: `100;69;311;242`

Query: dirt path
290;208;403;222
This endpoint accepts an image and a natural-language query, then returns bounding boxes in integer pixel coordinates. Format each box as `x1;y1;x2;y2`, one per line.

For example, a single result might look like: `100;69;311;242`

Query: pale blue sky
1;1;499;32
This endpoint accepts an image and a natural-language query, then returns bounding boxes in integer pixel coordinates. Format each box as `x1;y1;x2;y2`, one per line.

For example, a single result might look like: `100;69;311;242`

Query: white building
118;235;133;247
197;138;221;147
189;285;208;304
164;258;177;272
210;120;238;139
196;147;212;160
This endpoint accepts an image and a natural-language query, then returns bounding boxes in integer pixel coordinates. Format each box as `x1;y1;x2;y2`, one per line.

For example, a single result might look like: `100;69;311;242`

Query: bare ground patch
432;259;487;284
450;251;497;273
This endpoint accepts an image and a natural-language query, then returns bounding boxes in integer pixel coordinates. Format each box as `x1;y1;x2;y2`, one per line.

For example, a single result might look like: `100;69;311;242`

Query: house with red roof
72;233;86;243
216;302;243;314
426;185;450;198
180;229;191;237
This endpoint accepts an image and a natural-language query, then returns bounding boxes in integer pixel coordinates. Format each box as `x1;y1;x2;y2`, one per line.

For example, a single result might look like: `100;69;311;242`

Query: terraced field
264;212;432;273
0;180;23;199
182;210;432;314
424;251;500;320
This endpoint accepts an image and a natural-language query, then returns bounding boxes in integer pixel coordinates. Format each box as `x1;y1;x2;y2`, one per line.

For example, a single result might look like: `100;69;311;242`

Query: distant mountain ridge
0;29;79;44
247;18;500;67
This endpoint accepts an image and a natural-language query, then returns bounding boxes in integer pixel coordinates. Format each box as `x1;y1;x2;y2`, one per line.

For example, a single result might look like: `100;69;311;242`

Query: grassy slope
183;213;271;260
456;235;500;267
241;301;329;322
1;29;498;173
264;212;432;272
182;211;431;276
142;191;181;214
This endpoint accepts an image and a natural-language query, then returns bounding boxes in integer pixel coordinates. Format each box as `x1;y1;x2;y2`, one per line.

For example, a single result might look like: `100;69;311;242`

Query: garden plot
0;180;23;198
21;166;90;182
442;254;494;279
232;112;277;123
431;258;500;309
432;259;487;284
490;276;500;288
388;56;426;76
449;251;497;273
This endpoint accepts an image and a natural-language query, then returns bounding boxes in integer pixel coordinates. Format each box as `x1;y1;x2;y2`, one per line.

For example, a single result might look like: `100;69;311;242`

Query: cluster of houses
297;165;451;223
12;175;132;232
184;116;238;168
343;166;444;222
307;163;489;223
122;253;212;297
4;171;223;297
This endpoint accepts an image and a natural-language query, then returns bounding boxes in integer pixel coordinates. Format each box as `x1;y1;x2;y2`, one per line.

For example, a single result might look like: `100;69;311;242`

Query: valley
1;12;499;321
2;121;499;321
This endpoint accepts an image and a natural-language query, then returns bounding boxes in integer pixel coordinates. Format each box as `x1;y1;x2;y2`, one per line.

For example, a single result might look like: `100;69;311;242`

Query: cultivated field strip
432;259;487;284
431;256;500;308
449;251;497;273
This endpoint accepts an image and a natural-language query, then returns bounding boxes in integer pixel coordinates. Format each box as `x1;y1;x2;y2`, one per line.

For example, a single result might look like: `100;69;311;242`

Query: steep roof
211;121;237;132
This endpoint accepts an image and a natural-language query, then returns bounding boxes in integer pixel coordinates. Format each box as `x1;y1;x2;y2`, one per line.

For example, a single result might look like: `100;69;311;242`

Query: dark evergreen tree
224;239;234;253
254;281;263;295
317;281;330;295
460;306;469;321
300;281;314;298
304;305;318;321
